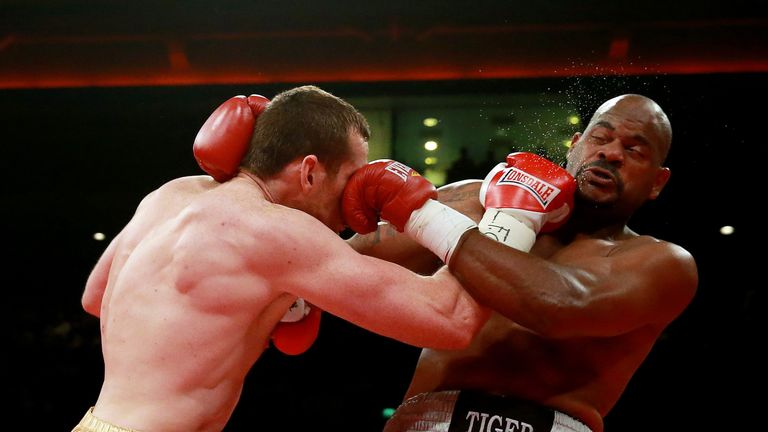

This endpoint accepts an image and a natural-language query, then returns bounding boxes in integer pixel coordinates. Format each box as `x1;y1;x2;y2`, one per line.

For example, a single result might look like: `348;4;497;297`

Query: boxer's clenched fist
342;159;437;234
479;152;576;251
193;95;269;182
343;160;476;264
271;299;322;356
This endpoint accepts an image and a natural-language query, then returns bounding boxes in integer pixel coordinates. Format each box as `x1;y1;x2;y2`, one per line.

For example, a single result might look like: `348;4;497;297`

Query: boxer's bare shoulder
537;231;698;336
608;235;698;325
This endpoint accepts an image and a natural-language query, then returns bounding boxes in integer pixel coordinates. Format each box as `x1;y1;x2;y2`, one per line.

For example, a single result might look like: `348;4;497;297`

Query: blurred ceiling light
562;139;572;148
568;115;580;125
423;117;439;127
425;156;438;165
720;225;735;235
93;232;106;241
424;140;439;151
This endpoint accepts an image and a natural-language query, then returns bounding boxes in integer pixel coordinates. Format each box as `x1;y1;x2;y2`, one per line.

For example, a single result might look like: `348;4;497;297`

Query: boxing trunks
71;407;140;432
383;390;592;432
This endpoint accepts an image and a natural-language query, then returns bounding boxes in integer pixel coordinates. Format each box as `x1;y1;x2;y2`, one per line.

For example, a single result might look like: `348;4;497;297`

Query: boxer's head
565;94;672;218
242;86;370;233
241;85;370;179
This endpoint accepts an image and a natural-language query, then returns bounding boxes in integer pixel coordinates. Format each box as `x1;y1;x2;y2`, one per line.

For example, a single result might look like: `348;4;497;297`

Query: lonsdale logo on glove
496;166;563;209
479;152;576;250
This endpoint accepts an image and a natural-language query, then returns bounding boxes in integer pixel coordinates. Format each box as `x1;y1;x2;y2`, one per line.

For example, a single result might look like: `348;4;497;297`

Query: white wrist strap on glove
478;209;536;252
405;199;477;264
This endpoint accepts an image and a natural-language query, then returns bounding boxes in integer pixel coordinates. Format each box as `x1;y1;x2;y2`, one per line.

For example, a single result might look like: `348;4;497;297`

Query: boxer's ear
649;167;671;200
299;155;320;191
566;132;582;157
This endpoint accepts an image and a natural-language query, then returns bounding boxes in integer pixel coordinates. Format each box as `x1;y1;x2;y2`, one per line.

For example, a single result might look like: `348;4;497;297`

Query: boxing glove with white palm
479;152;576;251
343;159;477;264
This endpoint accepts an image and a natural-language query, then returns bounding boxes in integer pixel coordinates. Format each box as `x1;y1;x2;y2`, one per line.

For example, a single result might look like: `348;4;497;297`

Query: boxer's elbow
432;326;473;350
81;293;102;318
82;269;107;317
439;305;490;350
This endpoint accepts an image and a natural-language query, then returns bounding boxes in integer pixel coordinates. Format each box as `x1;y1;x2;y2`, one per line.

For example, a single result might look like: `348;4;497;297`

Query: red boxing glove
478;152;576;250
271;299;322;356
342;160;438;233
193;94;270;182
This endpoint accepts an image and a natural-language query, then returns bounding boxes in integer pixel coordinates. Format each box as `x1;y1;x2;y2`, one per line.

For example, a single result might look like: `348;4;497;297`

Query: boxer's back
92;176;296;432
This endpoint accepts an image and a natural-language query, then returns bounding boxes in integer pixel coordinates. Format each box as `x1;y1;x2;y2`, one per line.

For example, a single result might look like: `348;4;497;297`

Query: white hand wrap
404;199;477;264
478;209;536;252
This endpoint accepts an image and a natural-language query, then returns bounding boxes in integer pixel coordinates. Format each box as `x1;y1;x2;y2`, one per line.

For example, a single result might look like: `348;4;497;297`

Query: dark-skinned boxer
347;94;698;432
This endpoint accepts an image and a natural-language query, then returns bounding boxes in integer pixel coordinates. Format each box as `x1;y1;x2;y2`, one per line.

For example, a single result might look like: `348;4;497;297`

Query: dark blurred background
4;1;766;430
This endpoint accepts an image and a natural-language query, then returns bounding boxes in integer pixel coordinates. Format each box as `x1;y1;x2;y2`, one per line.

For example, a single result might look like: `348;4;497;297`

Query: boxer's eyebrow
594;120;614;130
594;120;649;145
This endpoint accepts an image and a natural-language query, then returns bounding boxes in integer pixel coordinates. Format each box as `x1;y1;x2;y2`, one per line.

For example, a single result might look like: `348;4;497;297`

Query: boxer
72;85;490;432
347;94;698;432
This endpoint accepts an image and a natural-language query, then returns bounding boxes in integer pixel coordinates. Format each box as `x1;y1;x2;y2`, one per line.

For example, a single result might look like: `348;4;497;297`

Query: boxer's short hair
242;85;370;178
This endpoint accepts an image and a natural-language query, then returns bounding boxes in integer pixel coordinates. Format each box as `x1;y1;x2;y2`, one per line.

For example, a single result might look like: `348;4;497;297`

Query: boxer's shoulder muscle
617;235;698;301
610;234;697;279
591;233;698;325
530;232;697;335
216;199;349;274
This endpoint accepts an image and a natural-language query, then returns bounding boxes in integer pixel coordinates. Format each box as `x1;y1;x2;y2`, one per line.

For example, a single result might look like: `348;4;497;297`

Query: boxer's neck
237;171;275;203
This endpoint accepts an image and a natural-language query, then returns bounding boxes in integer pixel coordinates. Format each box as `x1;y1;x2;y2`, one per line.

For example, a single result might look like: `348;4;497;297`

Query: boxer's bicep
285;233;487;349
448;232;695;338
335;253;488;349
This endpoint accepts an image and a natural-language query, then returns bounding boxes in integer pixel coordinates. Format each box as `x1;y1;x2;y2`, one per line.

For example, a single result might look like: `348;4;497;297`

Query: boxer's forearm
448;229;578;337
347;224;443;275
